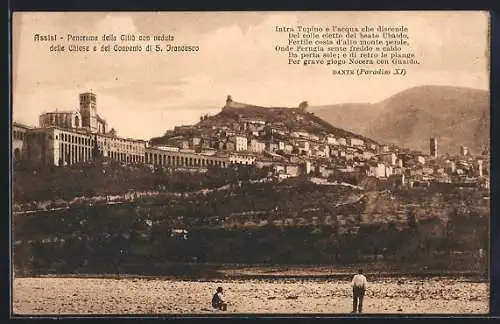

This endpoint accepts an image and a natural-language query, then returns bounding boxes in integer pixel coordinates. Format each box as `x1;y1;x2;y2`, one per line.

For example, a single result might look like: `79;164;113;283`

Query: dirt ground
12;277;488;315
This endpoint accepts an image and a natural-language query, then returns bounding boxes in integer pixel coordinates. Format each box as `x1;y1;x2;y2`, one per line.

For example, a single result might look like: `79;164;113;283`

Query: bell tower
80;92;98;132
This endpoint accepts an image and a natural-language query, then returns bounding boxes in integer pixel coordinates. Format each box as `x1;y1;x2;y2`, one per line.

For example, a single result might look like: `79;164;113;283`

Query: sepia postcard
11;11;490;315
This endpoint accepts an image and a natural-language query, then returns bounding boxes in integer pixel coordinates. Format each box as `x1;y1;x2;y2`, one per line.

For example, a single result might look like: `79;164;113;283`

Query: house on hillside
422;167;434;175
249;138;265;153
228;135;248;152
379;152;397;166
268;142;279;152
326;135;337;145
316;164;335;178
273;164;285;174
366;162;393;178
379;145;390;152
296;139;311;156
312;147;328;158
347;137;364;147
285;164;301;177
308;134;320;141
191;137;201;147
392;166;405;175
271;127;287;136
240;117;266;126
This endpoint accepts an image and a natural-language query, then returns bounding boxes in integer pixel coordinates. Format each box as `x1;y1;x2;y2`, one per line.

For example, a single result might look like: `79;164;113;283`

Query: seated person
212;286;228;311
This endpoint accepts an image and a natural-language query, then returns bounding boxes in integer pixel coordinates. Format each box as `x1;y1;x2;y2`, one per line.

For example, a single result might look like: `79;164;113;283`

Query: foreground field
13;277;488;315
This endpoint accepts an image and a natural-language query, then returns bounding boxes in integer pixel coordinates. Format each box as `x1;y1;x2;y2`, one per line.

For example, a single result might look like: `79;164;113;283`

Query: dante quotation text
274;25;420;76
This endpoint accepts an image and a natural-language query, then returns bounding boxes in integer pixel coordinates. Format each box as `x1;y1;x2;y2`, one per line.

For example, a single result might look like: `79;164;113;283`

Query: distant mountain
311;85;489;155
309;103;379;136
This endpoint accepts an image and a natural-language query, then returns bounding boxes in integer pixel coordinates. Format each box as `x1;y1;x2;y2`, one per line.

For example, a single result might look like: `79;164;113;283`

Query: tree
408;209;418;232
298;101;309;111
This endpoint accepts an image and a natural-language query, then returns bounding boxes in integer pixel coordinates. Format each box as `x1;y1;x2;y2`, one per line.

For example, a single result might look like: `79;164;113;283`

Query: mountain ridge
311;85;489;155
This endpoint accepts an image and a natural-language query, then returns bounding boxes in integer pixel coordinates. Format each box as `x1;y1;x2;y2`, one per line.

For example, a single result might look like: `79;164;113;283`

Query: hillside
13;179;489;273
311;86;489;155
150;99;378;146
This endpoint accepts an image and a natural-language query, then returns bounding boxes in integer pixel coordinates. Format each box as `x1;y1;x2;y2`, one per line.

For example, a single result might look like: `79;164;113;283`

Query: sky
12;11;489;140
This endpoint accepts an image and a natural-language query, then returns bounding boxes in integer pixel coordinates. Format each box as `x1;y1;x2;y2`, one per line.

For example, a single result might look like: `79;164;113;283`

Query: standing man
351;268;367;313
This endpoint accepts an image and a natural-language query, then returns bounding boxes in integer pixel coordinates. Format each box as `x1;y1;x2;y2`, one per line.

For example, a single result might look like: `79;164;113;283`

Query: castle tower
79;92;98;132
429;137;438;158
222;95;233;110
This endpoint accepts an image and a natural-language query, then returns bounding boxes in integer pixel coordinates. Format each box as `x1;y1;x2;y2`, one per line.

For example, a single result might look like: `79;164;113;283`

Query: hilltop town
13;92;489;192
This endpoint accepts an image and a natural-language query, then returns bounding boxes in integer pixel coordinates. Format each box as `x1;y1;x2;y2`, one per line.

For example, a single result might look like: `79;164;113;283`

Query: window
75;115;80;128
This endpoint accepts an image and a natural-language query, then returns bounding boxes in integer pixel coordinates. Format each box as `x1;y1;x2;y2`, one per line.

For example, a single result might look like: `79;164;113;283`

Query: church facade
13;92;230;169
14;92;146;166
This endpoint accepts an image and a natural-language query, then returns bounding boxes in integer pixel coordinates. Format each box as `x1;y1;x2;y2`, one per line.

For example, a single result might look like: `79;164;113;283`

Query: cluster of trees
13;161;270;204
14;212;488;275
